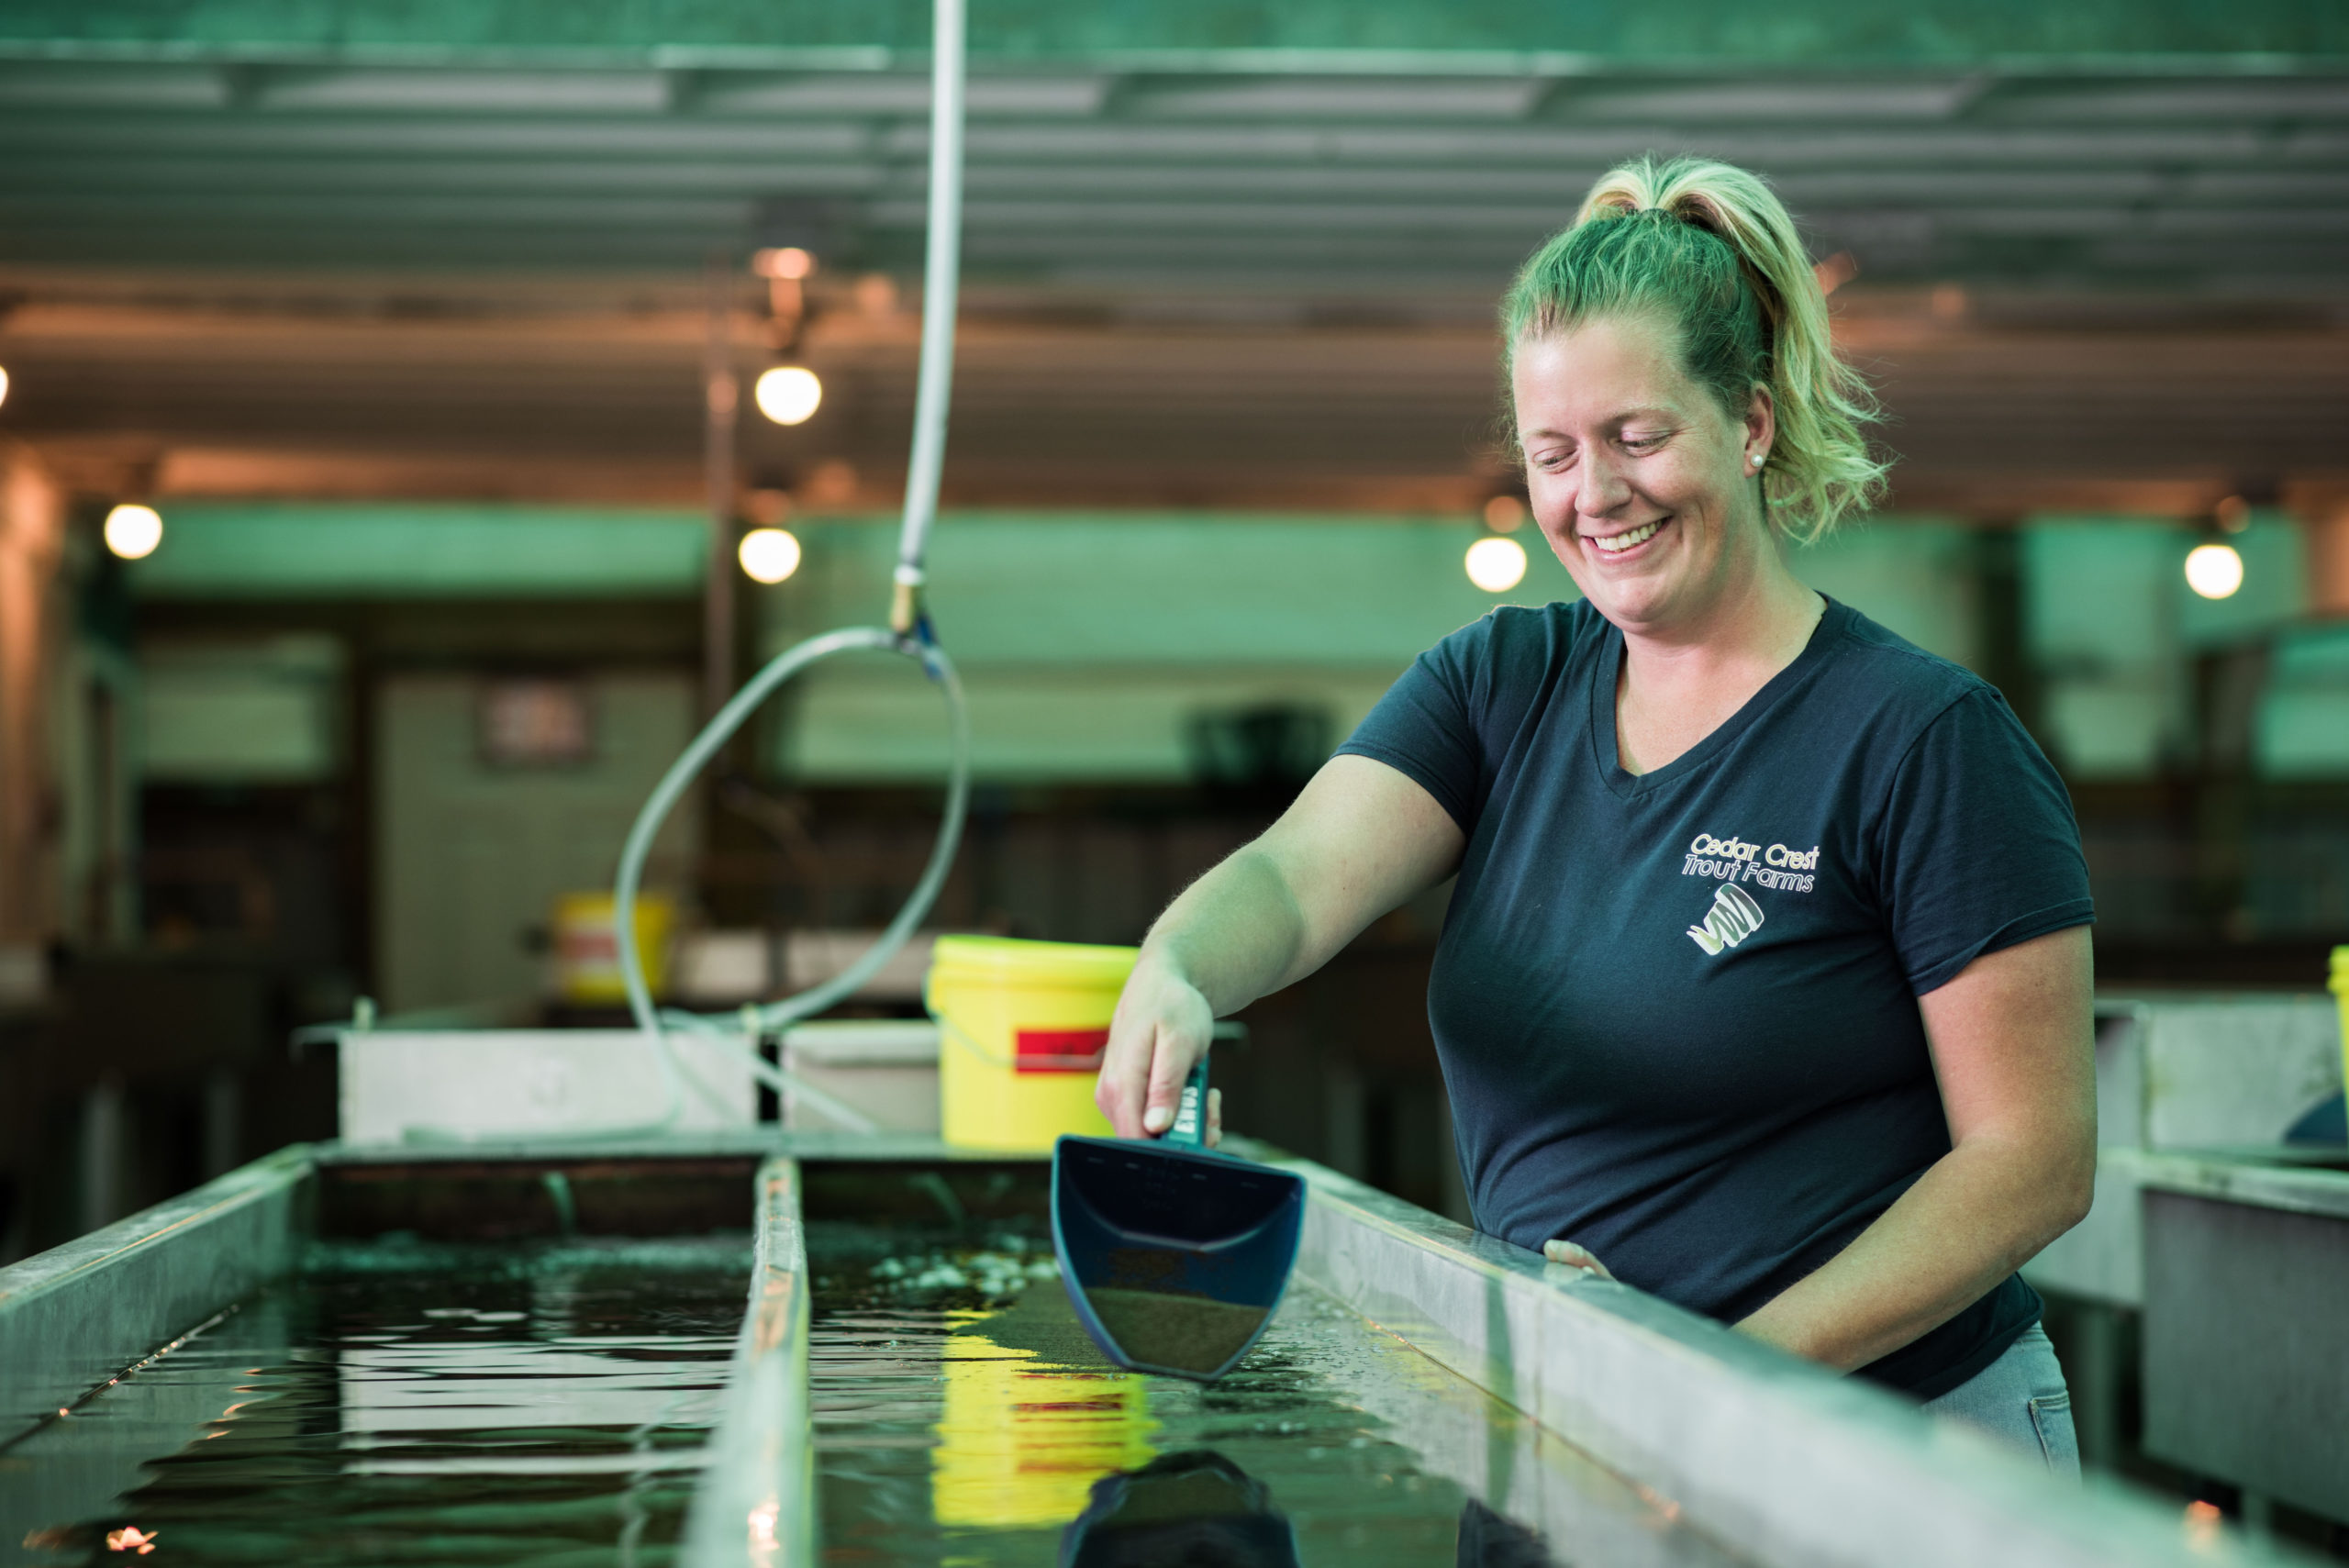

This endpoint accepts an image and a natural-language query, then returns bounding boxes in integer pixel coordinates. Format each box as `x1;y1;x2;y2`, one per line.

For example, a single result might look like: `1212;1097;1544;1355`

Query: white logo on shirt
1687;884;1765;955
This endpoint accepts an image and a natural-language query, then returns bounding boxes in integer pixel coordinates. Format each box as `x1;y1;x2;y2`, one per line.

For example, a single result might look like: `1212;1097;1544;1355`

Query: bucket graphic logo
1687;884;1765;955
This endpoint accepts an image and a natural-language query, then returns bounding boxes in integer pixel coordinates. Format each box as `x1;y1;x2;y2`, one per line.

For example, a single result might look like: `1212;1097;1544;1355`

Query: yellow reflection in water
932;1308;1155;1529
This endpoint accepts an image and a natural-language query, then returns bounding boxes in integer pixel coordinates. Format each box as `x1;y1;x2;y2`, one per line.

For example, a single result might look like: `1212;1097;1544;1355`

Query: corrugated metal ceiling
0;48;2343;293
2;6;2342;513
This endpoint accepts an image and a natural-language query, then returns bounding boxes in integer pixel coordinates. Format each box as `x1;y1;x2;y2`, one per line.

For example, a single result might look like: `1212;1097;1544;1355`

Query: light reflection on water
10;1238;749;1567
809;1222;1566;1567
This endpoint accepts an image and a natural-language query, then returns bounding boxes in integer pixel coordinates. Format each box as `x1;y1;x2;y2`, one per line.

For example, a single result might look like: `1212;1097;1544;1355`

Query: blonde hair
1502;155;1887;543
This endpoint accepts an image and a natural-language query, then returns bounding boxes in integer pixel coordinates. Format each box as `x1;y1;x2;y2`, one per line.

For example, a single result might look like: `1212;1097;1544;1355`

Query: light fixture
1465;535;1528;594
0;364;10;409
754;366;822;426
752;249;816;336
1481;495;1526;533
739;527;802;584
2184;541;2243;600
104;504;163;561
752;247;816;282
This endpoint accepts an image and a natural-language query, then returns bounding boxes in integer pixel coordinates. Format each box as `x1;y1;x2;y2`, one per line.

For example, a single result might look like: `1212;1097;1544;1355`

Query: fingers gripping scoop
1052;1055;1306;1382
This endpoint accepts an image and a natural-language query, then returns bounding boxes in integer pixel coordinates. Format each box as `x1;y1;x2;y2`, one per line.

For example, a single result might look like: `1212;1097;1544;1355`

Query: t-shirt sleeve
1333;625;1488;833
1876;688;2096;995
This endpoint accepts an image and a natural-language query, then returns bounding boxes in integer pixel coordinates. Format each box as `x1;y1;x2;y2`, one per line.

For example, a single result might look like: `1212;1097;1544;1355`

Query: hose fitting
890;563;927;636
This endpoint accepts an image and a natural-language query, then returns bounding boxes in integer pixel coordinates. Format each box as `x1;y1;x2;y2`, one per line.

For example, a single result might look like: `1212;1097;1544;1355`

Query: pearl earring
1751;453;1764;467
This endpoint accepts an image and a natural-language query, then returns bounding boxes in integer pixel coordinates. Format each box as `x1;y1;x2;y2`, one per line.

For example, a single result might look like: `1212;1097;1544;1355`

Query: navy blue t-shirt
1336;596;2093;1398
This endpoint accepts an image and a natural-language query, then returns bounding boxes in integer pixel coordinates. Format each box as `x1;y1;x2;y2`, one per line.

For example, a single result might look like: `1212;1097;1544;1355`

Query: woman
1095;155;2096;1470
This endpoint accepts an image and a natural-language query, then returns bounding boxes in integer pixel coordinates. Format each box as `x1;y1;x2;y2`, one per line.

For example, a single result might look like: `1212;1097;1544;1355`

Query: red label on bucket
1014;1028;1109;1073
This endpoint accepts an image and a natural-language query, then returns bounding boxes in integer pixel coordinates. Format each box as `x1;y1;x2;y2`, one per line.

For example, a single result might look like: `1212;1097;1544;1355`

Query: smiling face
1512;313;1776;640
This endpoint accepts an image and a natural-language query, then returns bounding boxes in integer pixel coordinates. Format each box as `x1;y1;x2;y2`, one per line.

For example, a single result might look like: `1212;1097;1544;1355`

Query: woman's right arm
1095;753;1466;1138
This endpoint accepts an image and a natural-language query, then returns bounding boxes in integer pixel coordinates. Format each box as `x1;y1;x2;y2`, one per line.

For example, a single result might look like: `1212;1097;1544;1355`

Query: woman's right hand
1096;954;1218;1140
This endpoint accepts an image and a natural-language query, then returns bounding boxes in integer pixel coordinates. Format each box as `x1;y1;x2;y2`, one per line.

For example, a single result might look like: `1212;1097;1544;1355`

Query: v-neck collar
1590;595;1848;799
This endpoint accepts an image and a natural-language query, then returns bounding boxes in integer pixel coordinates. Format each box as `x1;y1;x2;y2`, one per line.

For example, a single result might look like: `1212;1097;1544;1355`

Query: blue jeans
1922;1323;2080;1477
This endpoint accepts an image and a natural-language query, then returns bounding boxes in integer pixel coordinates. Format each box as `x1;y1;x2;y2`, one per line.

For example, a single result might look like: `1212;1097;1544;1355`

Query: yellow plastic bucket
550;891;675;1005
928;935;1135;1150
2330;946;2348;1112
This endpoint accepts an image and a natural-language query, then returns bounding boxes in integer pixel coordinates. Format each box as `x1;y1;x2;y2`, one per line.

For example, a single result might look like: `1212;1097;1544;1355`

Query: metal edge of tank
314;1131;1043;1164
667;1137;1066;1565
1245;1142;2317;1568
1268;1271;1752;1568
0;1142;317;1451
684;1155;815;1568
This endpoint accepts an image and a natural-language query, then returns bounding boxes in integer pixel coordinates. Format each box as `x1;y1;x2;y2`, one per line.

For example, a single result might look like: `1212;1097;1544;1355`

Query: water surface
7;1237;748;1567
808;1223;1747;1568
8;1222;1754;1568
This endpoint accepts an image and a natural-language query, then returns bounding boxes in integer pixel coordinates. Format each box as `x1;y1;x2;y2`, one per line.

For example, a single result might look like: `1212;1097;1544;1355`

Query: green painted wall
763;512;1578;781
2260;621;2349;778
140;636;344;782
761;510;1988;782
117;501;2346;782
767;513;1580;667
126;504;708;598
3;0;2333;60
1797;519;1981;672
2025;512;2315;778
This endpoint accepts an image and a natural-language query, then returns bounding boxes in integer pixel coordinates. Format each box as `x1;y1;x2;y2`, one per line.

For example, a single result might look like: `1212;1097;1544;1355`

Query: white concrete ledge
2135;1149;2349;1221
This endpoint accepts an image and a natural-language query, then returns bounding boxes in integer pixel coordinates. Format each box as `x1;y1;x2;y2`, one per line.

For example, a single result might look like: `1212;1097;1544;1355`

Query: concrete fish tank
0;1131;2305;1568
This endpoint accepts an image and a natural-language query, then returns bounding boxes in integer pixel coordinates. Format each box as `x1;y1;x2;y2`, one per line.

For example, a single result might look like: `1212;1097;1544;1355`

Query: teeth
1591;520;1664;553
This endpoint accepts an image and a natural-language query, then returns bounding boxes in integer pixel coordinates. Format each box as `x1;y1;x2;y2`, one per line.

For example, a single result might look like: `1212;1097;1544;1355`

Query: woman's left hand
1542;1240;1615;1280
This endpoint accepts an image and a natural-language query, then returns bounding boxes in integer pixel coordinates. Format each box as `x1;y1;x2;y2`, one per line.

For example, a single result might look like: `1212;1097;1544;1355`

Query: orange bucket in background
927;936;1135;1150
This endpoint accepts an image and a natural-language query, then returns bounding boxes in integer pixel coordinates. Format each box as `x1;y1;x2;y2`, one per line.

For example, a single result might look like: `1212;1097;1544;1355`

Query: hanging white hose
605;0;972;1137
610;631;968;1134
892;0;964;636
408;0;972;1143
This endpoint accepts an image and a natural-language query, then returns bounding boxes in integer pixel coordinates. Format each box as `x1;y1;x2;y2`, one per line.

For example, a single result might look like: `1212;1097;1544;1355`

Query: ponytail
1504;155;1887;543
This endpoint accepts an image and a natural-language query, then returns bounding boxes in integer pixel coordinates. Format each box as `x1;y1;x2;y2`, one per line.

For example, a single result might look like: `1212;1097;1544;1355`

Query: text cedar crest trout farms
1682;834;1820;895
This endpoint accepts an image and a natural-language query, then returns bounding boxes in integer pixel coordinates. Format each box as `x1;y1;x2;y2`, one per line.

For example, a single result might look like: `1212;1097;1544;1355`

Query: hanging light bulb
1464;535;1528;594
754;366;822;426
104;504;163;561
739;527;802;584
0;364;11;409
2184;542;2243;600
752;247;816;282
1481;495;1526;533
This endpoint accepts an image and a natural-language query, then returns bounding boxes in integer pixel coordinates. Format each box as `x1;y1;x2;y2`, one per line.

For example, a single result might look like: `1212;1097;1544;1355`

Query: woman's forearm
1138;844;1314;1016
1095;843;1320;1137
1735;1131;2092;1372
1096;756;1466;1139
1739;928;2097;1373
1137;754;1464;1015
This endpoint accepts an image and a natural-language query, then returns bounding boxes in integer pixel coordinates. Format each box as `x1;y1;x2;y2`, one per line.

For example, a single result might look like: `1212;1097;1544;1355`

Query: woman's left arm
1730;924;2097;1372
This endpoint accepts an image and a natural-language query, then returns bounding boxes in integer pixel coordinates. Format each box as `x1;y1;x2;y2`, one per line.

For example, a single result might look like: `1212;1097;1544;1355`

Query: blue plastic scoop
1052;1056;1306;1382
